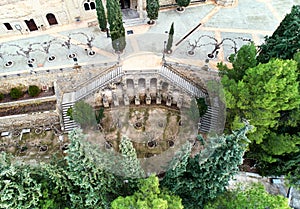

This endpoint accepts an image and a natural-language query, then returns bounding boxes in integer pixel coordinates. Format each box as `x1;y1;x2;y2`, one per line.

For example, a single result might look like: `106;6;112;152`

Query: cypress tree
95;0;107;31
106;0;126;52
166;22;174;53
146;0;159;24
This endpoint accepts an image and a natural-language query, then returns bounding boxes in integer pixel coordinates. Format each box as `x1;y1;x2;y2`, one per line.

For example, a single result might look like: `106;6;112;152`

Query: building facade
0;0;233;37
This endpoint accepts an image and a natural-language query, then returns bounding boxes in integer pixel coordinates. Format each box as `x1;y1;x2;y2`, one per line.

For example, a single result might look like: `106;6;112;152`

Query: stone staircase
199;106;220;133
61;66;123;133
124;18;147;27
61;102;78;132
159;66;207;98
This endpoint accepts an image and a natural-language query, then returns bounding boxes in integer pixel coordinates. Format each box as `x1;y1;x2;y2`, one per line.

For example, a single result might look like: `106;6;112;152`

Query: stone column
137;0;145;19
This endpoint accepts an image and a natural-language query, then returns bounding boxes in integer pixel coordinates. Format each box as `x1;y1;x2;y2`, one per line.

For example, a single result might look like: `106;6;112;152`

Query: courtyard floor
0;0;299;76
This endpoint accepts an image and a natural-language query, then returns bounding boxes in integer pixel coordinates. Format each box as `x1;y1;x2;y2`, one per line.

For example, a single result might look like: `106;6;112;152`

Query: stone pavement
0;0;299;76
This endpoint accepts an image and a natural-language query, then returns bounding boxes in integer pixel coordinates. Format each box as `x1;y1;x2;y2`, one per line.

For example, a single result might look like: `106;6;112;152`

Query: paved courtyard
0;0;299;76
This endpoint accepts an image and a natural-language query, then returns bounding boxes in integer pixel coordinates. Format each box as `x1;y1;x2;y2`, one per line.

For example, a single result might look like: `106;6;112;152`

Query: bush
176;0;191;8
0;93;4;101
10;87;24;99
28;85;41;97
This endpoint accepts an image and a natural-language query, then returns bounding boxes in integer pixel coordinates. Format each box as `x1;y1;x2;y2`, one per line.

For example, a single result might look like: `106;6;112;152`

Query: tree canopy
257;5;300;63
119;136;145;179
204;183;290;209
221;58;299;144
111;175;183;209
176;0;191;9
146;0;159;22
161;124;252;208
95;0;107;31
106;0;126;51
69;100;97;129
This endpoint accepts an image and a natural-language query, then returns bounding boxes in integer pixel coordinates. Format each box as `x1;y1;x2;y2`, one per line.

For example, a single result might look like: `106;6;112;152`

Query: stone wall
0;0;237;37
0;0;97;37
0;110;59;132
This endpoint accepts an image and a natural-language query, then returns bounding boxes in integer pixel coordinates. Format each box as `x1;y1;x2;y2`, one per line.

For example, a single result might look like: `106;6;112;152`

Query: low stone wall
0;110;59;132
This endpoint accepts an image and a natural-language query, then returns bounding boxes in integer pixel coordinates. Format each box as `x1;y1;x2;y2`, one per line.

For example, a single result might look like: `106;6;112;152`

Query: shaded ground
0;129;68;163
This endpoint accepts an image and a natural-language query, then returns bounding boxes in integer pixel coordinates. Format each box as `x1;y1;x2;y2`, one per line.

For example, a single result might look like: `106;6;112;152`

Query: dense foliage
119;136;145;179
71;100;97;129
0;129;139;208
111;175;183;209
28;85;41;97
161;124;252;208
106;0;126;51
219;25;300;186
0;92;4;100
10;87;24;99
204;183;290;209
95;0;107;31
0;153;42;208
257;5;300;63
222;58;299;144
146;0;159;23
176;0;191;9
65;129;121;208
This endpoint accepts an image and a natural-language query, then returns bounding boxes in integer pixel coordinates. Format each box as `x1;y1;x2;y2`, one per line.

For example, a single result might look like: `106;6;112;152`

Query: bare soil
0;88;56;117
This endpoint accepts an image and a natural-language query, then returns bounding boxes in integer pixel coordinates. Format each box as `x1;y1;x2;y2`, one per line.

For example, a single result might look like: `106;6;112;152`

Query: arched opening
84;2;90;10
46;13;58;26
90;2;96;9
150;78;157;89
138;78;146;89
126;79;134;89
162;82;169;91
24;19;38;31
119;0;130;9
84;1;96;11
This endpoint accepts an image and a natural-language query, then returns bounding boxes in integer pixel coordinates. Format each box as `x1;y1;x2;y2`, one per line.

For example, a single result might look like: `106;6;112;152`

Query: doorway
120;0;130;9
24;19;38;31
46;13;58;26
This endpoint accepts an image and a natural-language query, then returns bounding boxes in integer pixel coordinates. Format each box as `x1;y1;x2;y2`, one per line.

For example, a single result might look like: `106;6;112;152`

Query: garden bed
0;87;55;104
0;100;57;117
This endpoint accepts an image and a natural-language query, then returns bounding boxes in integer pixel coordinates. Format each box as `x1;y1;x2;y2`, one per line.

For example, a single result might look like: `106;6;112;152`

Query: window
4;23;13;30
84;2;90;10
83;1;96;11
90;2;95;9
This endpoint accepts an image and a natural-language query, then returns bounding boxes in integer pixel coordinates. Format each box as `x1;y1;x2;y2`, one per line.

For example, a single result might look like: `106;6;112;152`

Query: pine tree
119;136;145;179
106;0;126;52
166;22;174;53
257;5;300;63
65;129;121;208
161;124;252;208
221;59;300;144
0;153;42;208
95;0;107;31
71;100;97;129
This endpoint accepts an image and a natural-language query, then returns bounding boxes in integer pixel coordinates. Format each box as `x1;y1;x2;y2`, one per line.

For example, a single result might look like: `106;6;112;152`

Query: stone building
0;0;233;37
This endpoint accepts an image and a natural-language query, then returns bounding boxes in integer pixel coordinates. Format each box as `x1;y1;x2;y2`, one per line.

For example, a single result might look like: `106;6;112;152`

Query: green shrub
0;93;4;101
10;87;24;99
28;85;41;97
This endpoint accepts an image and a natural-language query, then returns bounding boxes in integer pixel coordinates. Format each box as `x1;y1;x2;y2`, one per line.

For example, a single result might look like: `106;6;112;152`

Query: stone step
124;18;146;27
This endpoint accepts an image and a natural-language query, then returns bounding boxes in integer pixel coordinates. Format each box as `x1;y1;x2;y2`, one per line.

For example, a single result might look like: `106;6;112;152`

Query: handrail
162;63;208;95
